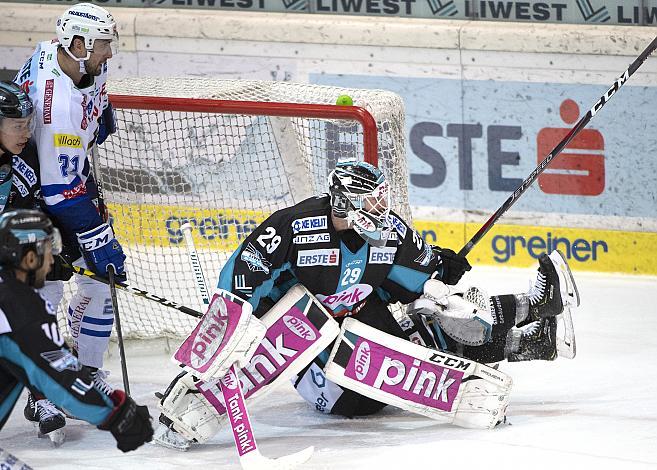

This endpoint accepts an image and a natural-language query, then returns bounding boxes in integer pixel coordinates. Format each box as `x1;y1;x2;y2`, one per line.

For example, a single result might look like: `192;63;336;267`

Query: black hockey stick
90;145;131;393
67;264;203;319
107;265;130;395
459;35;657;257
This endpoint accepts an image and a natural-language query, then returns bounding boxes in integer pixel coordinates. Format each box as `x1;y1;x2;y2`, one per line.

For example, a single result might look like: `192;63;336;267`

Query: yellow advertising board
109;202;657;275
414;220;657;275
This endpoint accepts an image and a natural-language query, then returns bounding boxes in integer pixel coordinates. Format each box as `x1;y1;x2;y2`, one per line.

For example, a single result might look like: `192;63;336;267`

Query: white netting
60;78;410;339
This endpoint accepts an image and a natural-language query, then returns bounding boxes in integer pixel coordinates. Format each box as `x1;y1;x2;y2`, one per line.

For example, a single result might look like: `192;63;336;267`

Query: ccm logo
354;341;371;381
283;315;316;341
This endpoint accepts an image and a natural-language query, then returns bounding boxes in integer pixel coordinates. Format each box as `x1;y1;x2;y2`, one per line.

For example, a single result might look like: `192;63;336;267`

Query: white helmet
56;3;118;59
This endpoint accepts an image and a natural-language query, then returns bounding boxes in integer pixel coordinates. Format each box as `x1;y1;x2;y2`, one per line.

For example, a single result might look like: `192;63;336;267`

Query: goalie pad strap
325;318;512;429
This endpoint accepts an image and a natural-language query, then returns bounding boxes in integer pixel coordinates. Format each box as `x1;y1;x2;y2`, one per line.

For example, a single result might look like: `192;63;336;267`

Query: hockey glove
435;247;471;285
96;102;117;146
76;223;127;282
99;390;153;452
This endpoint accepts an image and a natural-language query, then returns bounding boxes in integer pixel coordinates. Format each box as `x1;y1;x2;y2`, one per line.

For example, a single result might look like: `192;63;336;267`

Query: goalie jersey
0;273;114;429
15;40;109;237
218;196;440;318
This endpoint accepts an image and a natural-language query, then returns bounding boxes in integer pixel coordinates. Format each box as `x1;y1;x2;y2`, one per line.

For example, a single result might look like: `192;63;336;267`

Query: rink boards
108;202;657;276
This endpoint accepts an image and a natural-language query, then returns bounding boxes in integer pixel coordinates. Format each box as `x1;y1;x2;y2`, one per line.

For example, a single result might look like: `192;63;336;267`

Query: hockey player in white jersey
15;3;124;439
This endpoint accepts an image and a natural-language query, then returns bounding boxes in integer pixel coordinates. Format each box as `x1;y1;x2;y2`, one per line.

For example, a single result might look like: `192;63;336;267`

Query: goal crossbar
109;94;379;165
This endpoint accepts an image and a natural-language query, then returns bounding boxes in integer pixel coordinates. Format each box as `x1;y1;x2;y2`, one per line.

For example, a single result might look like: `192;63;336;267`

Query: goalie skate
548;250;580;359
152;418;192;451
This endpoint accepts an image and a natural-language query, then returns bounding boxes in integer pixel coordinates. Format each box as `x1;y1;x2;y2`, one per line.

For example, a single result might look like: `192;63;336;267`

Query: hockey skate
526;250;580;359
507;317;557;362
90;368;114;395
24;393;66;447
152;416;193;451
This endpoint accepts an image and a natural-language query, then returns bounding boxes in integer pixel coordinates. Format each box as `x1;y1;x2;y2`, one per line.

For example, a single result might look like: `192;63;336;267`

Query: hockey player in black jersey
154;160;579;449
0;81;40;213
0;80;78;441
0;209;153;452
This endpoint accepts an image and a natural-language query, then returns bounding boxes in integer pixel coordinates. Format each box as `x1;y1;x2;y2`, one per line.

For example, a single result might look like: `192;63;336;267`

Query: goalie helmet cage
64;78;411;339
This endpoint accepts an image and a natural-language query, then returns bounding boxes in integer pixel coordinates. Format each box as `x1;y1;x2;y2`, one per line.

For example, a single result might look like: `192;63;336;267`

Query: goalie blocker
325;318;513;429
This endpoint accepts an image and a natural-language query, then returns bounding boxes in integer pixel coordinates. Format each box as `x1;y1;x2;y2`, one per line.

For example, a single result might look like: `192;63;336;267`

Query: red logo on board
537;99;605;196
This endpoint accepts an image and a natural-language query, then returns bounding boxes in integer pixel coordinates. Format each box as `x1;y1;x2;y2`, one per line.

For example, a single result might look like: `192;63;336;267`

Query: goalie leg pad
162;284;340;441
325;318;512;429
174;289;267;381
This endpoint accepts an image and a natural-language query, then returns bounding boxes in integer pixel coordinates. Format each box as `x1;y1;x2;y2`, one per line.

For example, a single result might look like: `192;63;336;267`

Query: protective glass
93;29;120;56
0;115;35;136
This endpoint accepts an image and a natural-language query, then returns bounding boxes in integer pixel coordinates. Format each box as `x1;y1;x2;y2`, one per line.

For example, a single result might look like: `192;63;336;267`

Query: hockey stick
89;145;131;392
65;264;203;319
107;265;130;395
459;35;657;257
180;223;314;470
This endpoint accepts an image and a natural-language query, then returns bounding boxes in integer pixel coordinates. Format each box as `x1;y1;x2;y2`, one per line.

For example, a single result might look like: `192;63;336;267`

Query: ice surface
3;267;656;469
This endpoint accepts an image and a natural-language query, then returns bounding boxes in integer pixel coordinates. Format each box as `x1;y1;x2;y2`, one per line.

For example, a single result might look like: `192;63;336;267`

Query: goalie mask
329;160;391;247
56;3;119;63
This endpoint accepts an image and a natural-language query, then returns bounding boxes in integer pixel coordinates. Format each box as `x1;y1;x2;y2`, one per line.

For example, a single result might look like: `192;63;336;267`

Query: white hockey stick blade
239;446;314;470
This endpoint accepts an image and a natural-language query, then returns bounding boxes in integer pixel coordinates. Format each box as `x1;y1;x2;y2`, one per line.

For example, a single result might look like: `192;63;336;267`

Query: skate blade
549;250;581;307
151;425;191;452
36;428;66;448
556;305;576;359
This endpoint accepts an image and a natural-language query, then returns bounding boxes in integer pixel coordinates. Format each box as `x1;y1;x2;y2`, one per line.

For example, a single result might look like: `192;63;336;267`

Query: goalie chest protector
219;196;439;318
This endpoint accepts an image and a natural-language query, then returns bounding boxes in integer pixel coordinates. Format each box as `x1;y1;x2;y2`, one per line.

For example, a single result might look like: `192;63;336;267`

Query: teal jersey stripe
0;336;113;425
386;264;431;294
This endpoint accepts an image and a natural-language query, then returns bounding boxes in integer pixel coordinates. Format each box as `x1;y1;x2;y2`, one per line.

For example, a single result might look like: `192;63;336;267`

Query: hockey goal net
64;78;410;339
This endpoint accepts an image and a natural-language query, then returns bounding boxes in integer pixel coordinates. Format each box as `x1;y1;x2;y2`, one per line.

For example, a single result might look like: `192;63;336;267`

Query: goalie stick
459;35;657;257
180;223;314;470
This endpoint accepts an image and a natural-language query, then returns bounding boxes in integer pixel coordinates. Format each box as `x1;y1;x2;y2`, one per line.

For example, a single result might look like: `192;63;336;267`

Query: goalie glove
409;279;493;347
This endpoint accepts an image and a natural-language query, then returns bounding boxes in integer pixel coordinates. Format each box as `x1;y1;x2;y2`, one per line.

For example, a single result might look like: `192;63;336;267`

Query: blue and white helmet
56;3;118;60
328;159;391;247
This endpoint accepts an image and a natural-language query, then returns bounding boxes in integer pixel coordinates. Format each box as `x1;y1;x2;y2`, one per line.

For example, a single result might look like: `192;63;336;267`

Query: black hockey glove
46;254;74;282
99;390;153;452
435;247;471;285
